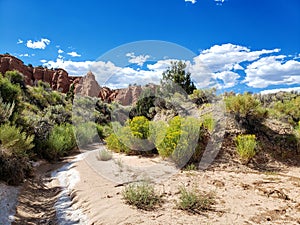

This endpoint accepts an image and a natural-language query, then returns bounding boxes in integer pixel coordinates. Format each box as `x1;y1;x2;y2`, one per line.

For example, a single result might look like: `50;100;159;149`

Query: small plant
122;182;161;210
235;134;257;163
184;163;198;171
177;186;215;213
201;113;215;133
97;148;112;161
46;123;76;159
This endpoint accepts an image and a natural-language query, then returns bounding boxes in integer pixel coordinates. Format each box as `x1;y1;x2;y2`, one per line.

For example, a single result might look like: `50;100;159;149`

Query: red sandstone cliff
0;54;79;93
0;54;157;106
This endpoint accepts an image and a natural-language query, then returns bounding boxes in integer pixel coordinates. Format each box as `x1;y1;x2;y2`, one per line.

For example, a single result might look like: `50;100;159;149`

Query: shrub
0;97;15;123
46;123;76;159
122;182;161;210
0;123;34;157
235;134;257;163
272;96;300;125
156;116;182;158
177;186;215;213
0;154;32;185
156;116;202;165
189;88;216;106
97;148;113;161
201;113;215;133
5;70;26;90
129;116;150;139
75;122;99;147
225;93;267;121
0;73;21;104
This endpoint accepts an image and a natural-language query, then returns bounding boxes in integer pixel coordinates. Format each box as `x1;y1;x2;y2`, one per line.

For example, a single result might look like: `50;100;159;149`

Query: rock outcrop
0;54;79;93
0;54;158;105
74;71;101;97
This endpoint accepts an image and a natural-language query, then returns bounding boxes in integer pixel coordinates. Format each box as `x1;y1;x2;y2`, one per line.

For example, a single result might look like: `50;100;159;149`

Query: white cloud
43;58;93;76
26;38;51;49
126;52;150;66
194;43;280;73
19;53;29;57
212;71;240;88
67;51;81;57
17;39;23;44
40;59;47;63
244;56;300;88
40;42;300;91
185;0;197;4
260;87;300;95
58;49;64;54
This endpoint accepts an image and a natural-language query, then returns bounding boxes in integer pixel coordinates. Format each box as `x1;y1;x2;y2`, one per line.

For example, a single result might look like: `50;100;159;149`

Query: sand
67;147;300;225
6;144;300;225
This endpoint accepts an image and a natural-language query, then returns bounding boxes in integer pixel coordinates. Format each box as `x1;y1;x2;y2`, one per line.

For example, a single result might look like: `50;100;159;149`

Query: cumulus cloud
40;43;299;91
126;52;150;66
185;0;197;4
17;39;23;44
194;43;280;73
244;56;300;88
260;87;300;95
212;71;240;88
26;38;50;49
67;51;81;57
58;49;64;54
43;58;93;76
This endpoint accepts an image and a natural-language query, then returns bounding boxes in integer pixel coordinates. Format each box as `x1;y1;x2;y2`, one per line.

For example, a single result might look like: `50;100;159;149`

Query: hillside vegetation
0;64;299;185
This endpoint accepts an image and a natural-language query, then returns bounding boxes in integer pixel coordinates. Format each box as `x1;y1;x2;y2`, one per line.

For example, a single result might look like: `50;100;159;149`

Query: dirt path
11;161;66;225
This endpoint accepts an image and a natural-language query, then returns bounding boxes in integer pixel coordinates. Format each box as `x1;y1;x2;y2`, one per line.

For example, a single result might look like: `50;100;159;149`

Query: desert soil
6;145;300;225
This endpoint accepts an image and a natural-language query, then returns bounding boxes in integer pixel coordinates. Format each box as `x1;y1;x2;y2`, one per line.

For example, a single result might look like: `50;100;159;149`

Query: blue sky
0;0;299;93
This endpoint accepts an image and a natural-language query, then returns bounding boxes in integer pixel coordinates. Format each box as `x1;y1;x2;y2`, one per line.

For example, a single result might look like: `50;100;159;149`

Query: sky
0;0;299;93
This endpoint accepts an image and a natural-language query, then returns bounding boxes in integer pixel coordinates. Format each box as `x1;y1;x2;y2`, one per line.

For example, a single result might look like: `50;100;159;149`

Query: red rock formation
0;54;81;93
74;71;101;97
0;54;157;105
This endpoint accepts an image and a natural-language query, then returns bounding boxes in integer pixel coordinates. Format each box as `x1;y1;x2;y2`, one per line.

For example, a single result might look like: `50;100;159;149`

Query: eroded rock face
114;86;143;106
0;54;33;85
74;71;101;97
0;54;158;104
0;54;80;93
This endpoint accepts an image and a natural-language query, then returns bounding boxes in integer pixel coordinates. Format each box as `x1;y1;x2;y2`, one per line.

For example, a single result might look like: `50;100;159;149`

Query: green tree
161;61;196;95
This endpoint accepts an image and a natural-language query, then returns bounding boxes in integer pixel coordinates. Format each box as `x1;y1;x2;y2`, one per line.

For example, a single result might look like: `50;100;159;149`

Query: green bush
129;116;149;139
5;70;26;90
177;186;215;213
156;116;202;165
272;96;300;125
0;123;34;157
106;132;127;153
225;93;267;120
201;113;215;133
75;122;99;147
46;123;76;159
0;73;21;104
235;134;257;163
0;97;15;123
122;182;161;210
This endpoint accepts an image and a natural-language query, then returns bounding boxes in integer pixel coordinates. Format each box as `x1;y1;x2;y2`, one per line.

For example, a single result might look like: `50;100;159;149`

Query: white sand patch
52;153;90;225
0;183;20;225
